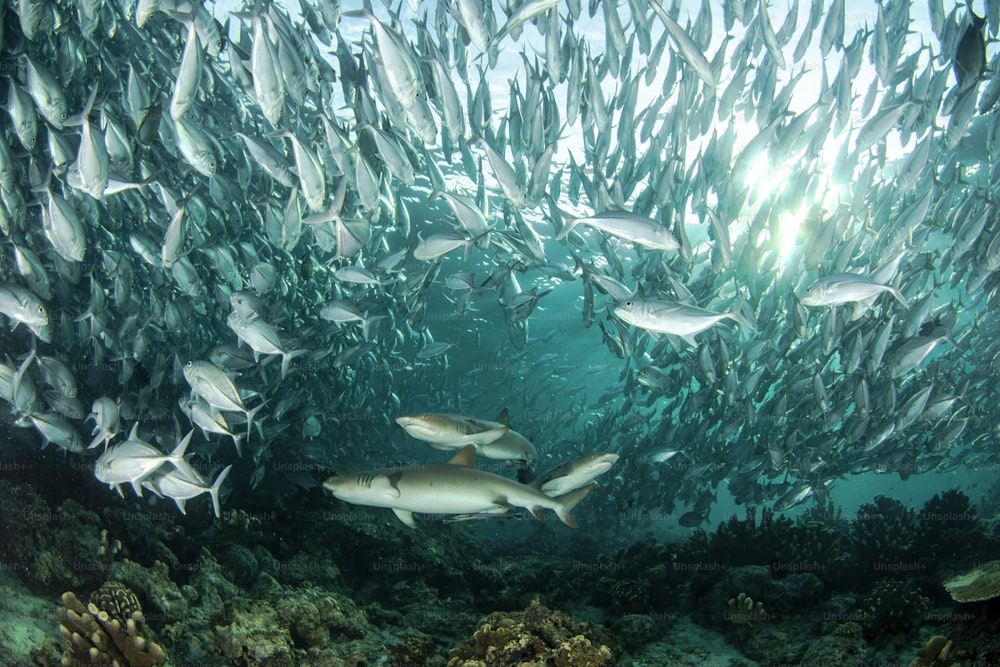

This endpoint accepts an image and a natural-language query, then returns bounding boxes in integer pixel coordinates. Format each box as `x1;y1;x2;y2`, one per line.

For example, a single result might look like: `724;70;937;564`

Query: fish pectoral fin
392;508;416;528
851;297;877;321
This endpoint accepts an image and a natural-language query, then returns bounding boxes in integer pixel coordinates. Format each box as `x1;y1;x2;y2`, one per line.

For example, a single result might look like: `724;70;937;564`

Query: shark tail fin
553;482;597;528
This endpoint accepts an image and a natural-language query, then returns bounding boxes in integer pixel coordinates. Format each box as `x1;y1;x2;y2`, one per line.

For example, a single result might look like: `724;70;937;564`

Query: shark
395;408;537;464
323;446;594;528
529;453;620;496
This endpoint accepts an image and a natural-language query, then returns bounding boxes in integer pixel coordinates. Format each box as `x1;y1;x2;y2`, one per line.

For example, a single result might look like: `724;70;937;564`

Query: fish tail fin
169;430;195;460
553;482;597;528
280;349;309;380
231;432;244;457
209;465;233;519
553;209;578;242
64;85;99;128
888;286;909;308
728;292;756;331
245;400;268;442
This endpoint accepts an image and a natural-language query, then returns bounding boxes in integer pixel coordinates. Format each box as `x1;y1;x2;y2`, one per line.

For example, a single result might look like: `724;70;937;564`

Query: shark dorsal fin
447;445;477;467
495;407;510;426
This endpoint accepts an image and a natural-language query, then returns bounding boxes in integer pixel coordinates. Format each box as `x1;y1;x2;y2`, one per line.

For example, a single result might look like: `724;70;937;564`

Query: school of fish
0;0;997;527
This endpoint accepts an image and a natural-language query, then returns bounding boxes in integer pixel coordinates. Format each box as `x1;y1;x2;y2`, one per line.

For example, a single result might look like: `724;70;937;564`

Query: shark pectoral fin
554;482;598;529
446;445;477;467
392;508;417;528
472;426;509;445
529;507;546;522
490;497;520;517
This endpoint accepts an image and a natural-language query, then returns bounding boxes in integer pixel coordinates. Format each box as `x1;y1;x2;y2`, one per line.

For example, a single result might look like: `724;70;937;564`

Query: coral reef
692;564;773;631
212;591;372;666
213;604;295;667
862;579;930;641
943;560;1000;602
908;635;953;667
58;589;166;667
446;597;615;666
0;481;115;594
107;559;190;624
798;634;872;667
679;505;844;593
0;570;60;665
11;476;996;667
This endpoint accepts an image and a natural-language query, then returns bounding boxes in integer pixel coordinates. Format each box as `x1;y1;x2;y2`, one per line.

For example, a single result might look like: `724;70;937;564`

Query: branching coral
58;589;166;667
862;579;929;641
852;495;918;575
917;490;980;562
726;592;767;625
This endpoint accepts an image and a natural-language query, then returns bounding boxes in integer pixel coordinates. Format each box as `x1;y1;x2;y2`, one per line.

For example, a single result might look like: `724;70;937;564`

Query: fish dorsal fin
447;445;477;467
495;407;510;426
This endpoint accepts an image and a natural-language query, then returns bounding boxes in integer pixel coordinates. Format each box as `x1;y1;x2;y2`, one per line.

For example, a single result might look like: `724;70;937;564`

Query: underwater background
1;0;1000;664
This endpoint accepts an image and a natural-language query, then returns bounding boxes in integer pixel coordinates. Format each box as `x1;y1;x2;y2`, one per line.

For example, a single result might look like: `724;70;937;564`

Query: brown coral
908;635;953;667
832;621;864;639
448;597;614;667
58;590;166;667
89;581;142;626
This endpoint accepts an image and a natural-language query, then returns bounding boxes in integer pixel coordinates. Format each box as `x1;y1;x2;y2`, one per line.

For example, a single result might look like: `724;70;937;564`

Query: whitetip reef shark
323;445;594;528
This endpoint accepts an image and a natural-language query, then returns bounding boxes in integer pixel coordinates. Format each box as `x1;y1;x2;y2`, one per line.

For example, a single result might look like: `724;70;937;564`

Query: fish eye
60;111;67;120
186;361;193;368
624;300;632;307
